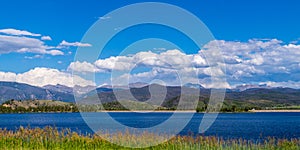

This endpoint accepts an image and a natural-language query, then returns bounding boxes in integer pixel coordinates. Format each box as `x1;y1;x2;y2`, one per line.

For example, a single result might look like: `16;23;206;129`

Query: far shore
249;109;300;112
101;109;300;113
98;110;197;113
2;109;300;114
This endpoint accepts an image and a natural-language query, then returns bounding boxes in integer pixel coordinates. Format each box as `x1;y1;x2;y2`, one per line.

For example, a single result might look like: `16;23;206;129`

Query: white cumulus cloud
41;36;52;41
0;28;41;36
0;28;91;56
68;49;219;88
0;35;64;55
59;40;92;47
0;68;95;87
68;61;102;73
67;39;300;89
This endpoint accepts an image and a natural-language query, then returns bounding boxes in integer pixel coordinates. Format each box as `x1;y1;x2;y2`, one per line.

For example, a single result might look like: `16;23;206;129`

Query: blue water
0;112;299;140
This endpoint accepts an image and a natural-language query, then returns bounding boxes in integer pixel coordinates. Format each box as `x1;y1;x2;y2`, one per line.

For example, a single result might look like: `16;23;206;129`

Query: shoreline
100;110;300;113
98;110;197;113
2;109;300;114
99;109;300;113
249;109;300;112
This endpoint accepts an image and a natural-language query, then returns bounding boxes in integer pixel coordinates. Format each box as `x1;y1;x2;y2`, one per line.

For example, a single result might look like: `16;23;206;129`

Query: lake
0;112;299;140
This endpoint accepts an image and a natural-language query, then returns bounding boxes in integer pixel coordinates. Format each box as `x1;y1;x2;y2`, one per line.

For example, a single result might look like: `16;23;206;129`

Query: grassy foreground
0;127;299;150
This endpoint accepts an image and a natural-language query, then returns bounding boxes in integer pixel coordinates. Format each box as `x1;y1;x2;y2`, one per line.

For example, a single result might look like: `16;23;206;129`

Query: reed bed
0;126;298;150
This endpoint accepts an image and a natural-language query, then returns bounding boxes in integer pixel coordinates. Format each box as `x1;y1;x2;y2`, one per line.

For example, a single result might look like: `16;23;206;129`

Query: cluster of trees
0;99;79;113
1;98;291;113
77;101;171;111
76;102;133;112
162;96;260;112
0;105;79;113
103;101;129;110
195;100;263;113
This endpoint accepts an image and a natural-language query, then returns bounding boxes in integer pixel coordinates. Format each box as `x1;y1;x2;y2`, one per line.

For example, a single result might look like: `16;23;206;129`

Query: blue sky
0;0;300;88
1;0;300;44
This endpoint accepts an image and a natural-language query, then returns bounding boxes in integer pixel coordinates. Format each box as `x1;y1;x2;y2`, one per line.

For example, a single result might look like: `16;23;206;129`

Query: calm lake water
0;112;299;140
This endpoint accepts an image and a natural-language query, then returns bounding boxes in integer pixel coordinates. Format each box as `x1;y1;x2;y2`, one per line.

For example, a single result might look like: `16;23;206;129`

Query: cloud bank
0;28;41;36
59;40;92;47
0;68;95;87
0;28;91;56
0;34;298;88
68;39;300;88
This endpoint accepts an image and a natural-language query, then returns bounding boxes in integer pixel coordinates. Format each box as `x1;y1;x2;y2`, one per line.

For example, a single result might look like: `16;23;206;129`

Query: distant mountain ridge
81;83;300;107
98;82;148;89
183;83;204;89
233;84;271;91
0;82;74;103
0;81;299;108
43;84;73;94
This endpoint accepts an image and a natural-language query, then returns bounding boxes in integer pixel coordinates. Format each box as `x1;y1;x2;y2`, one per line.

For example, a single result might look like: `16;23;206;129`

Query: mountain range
0;81;299;107
0;82;75;103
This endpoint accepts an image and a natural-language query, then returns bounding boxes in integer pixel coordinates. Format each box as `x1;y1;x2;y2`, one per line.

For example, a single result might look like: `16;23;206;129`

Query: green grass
0;126;298;149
